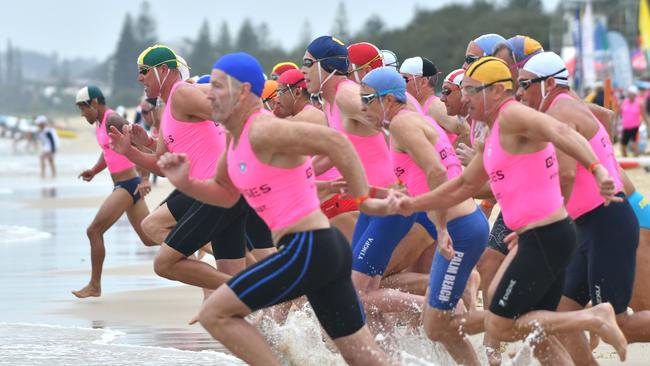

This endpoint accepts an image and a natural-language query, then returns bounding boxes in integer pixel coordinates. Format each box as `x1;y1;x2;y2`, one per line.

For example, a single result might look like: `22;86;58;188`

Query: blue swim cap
362;67;407;103
197;74;211;84
213;52;265;97
306;35;349;75
473;34;507;56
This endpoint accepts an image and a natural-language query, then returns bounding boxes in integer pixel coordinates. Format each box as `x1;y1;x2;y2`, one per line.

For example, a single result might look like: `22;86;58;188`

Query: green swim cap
137;45;179;69
75;85;105;104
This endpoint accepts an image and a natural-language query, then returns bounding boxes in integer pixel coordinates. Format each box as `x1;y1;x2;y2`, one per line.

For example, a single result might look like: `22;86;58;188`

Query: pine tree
236;19;260;53
189;19;216;76
357;14;385;42
135;1;157;50
111;13;141;104
331;2;350;42
215;21;232;55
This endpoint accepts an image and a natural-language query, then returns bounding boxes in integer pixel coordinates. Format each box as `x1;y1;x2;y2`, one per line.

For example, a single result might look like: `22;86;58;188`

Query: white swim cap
522;51;569;86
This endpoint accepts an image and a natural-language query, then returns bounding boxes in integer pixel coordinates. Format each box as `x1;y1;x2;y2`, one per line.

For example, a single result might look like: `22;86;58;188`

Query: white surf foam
0;225;51;243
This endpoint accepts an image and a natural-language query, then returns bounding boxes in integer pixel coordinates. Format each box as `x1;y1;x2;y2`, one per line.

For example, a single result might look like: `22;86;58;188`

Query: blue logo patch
239;162;246;173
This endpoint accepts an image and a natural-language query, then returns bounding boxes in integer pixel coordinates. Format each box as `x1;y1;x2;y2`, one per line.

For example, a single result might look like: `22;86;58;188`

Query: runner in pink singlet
158;51;395;366
392;56;627;364
519;51;649;364
362;66;489;364
73;85;155;298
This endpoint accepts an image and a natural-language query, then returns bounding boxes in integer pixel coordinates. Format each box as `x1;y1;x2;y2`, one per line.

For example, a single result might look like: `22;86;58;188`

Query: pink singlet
424;95;458;144
95;108;135;173
325;79;395;188
483;100;563;230
391;110;462;196
227;109;321;231
547;93;623;219
162;81;226;180
620;97;642;129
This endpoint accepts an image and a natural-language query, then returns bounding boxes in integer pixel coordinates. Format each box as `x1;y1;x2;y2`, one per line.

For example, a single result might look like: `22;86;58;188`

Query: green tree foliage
111;13;141;106
236;19;260;53
331;2;351;42
370;2;550;88
215;21;233;55
188;20;216;76
135;1;157;50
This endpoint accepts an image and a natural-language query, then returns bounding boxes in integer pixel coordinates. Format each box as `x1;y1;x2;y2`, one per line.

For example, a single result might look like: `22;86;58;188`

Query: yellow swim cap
465;56;513;90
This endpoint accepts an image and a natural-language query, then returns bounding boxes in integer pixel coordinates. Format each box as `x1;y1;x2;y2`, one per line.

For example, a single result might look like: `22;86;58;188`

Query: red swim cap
348;42;383;70
277;69;306;88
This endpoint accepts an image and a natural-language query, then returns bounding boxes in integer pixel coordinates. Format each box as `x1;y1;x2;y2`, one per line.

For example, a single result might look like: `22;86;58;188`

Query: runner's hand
108;125;133;155
78;169;95;182
504;232;519;251
391;191;415;216
455;143;476;167
129;124;151;147
158;152;190;188
136;179;152;197
437;229;455;260
358;189;399;216
593;164;623;206
329;179;349;196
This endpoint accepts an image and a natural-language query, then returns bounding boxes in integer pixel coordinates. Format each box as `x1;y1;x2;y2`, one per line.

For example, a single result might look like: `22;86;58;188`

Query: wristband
355;194;369;206
481;200;495;209
588;162;601;174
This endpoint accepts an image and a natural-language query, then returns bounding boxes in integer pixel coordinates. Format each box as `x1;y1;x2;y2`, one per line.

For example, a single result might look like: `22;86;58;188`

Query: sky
2;0;560;61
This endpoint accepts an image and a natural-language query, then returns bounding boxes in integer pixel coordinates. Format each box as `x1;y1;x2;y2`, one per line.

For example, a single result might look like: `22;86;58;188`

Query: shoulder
172;82;201;102
335;82;360;107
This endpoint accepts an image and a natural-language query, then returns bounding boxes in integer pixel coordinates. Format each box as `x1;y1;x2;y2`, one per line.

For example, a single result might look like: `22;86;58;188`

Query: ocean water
0;141;539;365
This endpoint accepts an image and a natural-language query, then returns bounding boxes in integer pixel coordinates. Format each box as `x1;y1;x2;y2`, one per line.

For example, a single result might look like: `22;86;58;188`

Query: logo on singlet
239;162;247;173
394;166;405;178
166;134;174;144
545;155;555;168
440;148;448;160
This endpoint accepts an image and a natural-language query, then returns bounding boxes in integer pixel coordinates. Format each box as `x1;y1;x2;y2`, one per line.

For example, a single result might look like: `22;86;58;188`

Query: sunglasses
277;79;306;96
518;68;567;90
461;78;512;96
441;87;455;96
464;55;481;66
138;67;151;76
302;56;348;68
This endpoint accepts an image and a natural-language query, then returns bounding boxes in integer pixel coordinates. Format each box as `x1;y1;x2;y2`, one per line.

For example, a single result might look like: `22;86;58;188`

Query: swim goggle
301;56;348;68
277;78;306;96
518;69;567;90
138;58;189;75
461;78;512;97
360;88;405;105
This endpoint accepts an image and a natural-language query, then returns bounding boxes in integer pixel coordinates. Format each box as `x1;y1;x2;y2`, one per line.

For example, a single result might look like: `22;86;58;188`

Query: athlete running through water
391;57;628;364
159;52;397;366
73;85;156;298
362;66;489;365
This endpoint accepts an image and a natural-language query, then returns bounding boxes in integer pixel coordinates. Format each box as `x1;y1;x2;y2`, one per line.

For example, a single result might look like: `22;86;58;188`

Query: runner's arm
173;150;242;207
